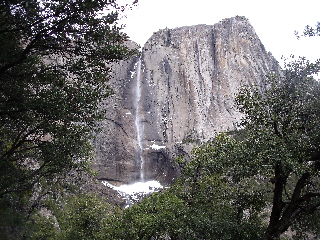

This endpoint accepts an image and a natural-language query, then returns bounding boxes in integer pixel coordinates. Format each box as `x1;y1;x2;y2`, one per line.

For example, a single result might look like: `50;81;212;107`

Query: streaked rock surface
93;16;281;185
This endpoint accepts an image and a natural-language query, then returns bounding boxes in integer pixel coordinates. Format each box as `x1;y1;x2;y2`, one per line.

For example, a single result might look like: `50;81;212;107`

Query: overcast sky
118;0;319;66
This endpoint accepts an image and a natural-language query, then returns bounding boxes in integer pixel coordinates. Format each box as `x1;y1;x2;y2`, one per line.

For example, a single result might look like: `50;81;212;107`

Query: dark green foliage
106;191;191;240
104;135;267;239
0;0;136;198
234;57;320;239
0;193;113;240
0;198;25;239
0;0;137;238
175;134;268;240
53;193;112;240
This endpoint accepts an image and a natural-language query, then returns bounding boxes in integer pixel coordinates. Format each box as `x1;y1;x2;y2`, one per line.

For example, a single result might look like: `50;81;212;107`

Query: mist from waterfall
134;59;144;181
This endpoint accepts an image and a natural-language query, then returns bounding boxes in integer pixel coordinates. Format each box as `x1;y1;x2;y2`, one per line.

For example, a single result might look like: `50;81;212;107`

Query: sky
118;0;319;66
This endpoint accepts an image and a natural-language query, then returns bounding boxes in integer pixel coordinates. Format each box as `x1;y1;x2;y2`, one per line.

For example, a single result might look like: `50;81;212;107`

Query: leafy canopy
0;0;137;197
235;56;320;239
0;0;137;237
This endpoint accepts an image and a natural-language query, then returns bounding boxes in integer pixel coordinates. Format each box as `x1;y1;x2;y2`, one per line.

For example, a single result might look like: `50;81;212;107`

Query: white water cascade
134;59;144;181
101;60;164;207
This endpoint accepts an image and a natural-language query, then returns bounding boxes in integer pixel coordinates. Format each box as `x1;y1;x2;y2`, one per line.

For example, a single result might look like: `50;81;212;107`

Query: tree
296;22;320;38
0;0;137;236
175;134;268;240
234;57;320;239
105;191;192;240
184;56;320;239
103;135;267;240
53;194;112;240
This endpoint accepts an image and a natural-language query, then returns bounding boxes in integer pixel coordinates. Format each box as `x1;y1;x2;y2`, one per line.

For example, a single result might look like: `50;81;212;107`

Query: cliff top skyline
118;0;319;66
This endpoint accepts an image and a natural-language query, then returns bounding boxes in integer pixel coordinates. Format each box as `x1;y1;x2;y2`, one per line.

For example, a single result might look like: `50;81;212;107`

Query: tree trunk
265;172;311;240
265;164;286;240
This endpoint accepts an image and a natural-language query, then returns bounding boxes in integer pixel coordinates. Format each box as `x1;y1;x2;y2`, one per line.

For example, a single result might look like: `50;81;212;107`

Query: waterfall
134;59;144;181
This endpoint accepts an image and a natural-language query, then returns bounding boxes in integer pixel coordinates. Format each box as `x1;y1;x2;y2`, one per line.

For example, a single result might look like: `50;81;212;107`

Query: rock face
93;16;281;185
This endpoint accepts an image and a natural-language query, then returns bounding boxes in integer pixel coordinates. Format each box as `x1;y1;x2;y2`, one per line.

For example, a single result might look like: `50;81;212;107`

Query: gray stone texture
93;16;281;185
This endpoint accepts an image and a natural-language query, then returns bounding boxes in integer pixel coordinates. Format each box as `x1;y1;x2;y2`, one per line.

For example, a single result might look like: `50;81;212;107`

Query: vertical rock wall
93;16;281;185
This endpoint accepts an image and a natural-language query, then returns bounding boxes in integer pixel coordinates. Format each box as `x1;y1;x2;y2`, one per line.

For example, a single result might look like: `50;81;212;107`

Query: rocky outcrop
93;16;281;185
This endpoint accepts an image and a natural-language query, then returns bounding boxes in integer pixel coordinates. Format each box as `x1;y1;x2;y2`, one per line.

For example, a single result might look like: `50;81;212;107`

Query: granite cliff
93;16;281;185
